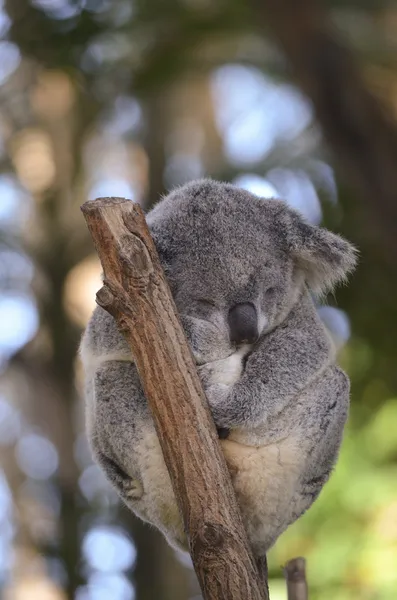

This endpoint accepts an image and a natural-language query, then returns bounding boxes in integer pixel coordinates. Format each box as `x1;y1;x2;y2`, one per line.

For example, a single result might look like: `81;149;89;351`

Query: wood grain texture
284;557;308;600
81;197;268;600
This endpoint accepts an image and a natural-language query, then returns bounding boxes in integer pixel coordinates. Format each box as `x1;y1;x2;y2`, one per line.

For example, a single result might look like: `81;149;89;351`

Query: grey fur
80;179;357;556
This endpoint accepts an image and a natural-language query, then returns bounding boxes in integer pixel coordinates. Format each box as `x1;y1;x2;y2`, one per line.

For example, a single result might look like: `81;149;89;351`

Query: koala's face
147;180;357;364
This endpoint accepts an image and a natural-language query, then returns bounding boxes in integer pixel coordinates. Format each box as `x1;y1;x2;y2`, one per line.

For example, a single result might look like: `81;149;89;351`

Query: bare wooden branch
284;557;308;600
81;197;268;600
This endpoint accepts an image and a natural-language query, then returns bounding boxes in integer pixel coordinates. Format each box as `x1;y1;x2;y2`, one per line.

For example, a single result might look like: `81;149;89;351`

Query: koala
80;179;357;558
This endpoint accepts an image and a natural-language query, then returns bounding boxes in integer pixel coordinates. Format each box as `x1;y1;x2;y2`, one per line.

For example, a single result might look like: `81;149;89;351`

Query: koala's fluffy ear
284;209;358;295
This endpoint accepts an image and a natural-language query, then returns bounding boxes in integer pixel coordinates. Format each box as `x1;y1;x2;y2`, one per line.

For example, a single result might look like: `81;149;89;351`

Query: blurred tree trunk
124;513;196;600
143;91;168;208
12;199;86;598
256;0;397;259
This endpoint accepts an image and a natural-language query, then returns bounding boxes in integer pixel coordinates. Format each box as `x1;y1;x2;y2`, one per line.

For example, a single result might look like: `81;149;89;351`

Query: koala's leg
220;365;349;557
94;450;144;502
220;435;305;557
289;365;350;522
88;360;187;552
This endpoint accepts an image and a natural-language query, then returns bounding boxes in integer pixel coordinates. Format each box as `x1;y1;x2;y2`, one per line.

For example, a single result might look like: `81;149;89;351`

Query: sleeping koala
80;179;357;557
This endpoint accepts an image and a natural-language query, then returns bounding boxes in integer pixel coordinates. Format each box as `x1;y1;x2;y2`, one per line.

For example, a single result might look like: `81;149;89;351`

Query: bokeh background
0;0;397;599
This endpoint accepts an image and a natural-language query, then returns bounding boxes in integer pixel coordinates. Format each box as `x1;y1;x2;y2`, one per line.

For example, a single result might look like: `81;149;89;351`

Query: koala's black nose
228;302;259;345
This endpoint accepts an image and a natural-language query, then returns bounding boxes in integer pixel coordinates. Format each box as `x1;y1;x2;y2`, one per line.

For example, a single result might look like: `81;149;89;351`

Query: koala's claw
217;427;230;439
123;478;144;500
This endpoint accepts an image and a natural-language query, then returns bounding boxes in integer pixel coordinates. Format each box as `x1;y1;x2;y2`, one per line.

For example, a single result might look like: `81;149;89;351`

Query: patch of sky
0;42;20;85
79;464;114;502
317;306;351;348
88;178;136;201
83;526;136;573
0;175;32;228
267;168;322;224
0;295;38;363
77;572;135;600
233;174;278;199
211;64;313;166
0;471;12;522
0;6;10;38
16;433;59;480
102;96;142;139
233;171;322;225
0;250;34;289
31;0;82;20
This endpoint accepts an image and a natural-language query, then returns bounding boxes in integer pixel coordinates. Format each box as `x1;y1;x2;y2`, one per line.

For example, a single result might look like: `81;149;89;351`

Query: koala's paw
212;354;244;386
205;383;230;412
123;478;144;501
199;346;248;388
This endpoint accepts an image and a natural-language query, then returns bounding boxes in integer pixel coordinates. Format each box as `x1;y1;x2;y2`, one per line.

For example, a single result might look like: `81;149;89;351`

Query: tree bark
81;197;268;600
284;557;308;600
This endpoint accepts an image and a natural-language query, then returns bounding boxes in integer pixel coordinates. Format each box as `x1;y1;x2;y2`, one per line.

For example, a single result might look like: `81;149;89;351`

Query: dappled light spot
0;177;21;222
16;434;58;480
4;576;66;600
0;536;12;575
233;174;278;199
0;471;12;522
309;160;338;205
0;8;10;37
82;526;136;573
80;37;132;74
31;0;81;20
11;129;56;194
84;0;112;14
0;250;34;289
0;295;38;362
267;168;322;224
79;465;116;503
0;176;32;228
103;96;142;138
0;42;20;86
317;306;351;350
211;65;313;165
88;179;136;202
77;573;135;600
63;255;102;328
31;71;75;119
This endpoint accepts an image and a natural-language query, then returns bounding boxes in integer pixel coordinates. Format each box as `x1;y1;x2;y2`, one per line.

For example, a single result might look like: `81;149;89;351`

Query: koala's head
147;179;357;364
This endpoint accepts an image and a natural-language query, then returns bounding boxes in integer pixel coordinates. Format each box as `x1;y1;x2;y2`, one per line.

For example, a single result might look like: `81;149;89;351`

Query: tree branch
81;197;268;600
284;557;308;600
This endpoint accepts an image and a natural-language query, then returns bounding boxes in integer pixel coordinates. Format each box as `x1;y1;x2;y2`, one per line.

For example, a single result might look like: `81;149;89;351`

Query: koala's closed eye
197;299;218;308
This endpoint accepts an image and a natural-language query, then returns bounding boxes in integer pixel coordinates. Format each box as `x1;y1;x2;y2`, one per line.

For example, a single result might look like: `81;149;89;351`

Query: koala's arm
80;307;150;494
207;291;336;429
